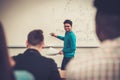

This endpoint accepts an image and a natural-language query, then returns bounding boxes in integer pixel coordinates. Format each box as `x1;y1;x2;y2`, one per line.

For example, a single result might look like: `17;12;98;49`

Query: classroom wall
0;0;100;47
0;0;100;67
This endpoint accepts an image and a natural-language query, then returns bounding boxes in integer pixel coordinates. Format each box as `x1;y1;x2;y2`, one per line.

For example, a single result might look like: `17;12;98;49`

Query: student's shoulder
41;56;56;63
12;53;24;59
42;56;55;61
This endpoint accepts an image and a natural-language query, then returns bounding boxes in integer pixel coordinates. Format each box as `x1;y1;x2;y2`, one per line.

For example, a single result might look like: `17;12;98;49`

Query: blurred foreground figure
66;0;120;80
0;22;35;80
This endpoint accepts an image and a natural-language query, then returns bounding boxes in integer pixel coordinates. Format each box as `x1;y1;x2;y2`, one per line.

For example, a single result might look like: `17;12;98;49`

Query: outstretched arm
50;33;57;37
50;33;64;41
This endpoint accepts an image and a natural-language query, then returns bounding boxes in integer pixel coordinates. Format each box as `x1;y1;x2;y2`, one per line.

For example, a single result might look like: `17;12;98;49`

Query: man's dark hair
63;19;72;26
27;29;44;46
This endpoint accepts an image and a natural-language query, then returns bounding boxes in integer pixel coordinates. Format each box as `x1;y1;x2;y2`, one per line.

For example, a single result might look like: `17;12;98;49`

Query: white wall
0;0;100;47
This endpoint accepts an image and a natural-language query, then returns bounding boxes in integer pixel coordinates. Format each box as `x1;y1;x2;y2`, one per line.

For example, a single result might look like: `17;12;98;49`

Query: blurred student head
94;0;120;42
0;22;15;80
66;0;120;80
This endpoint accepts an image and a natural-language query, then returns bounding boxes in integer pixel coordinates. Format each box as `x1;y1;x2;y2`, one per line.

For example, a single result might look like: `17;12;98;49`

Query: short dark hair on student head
63;19;72;26
94;0;120;15
94;0;120;41
27;29;44;46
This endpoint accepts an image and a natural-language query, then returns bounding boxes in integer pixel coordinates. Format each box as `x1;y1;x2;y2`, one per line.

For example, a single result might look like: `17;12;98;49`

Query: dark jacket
13;49;61;80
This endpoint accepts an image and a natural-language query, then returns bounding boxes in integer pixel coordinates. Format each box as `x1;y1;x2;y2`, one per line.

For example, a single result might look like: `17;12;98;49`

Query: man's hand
50;33;57;37
58;50;63;55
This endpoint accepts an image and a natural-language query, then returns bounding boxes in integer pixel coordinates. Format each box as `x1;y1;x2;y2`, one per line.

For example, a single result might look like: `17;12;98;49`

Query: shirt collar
24;48;41;56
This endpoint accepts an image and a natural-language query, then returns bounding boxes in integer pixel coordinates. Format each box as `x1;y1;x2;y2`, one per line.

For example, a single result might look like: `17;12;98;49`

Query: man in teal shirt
50;19;76;70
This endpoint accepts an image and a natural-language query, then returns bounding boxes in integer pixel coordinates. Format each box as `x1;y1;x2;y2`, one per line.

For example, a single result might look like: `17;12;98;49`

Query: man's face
64;23;72;32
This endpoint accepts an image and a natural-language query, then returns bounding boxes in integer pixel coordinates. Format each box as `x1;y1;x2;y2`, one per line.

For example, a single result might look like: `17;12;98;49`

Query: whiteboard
0;0;100;47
